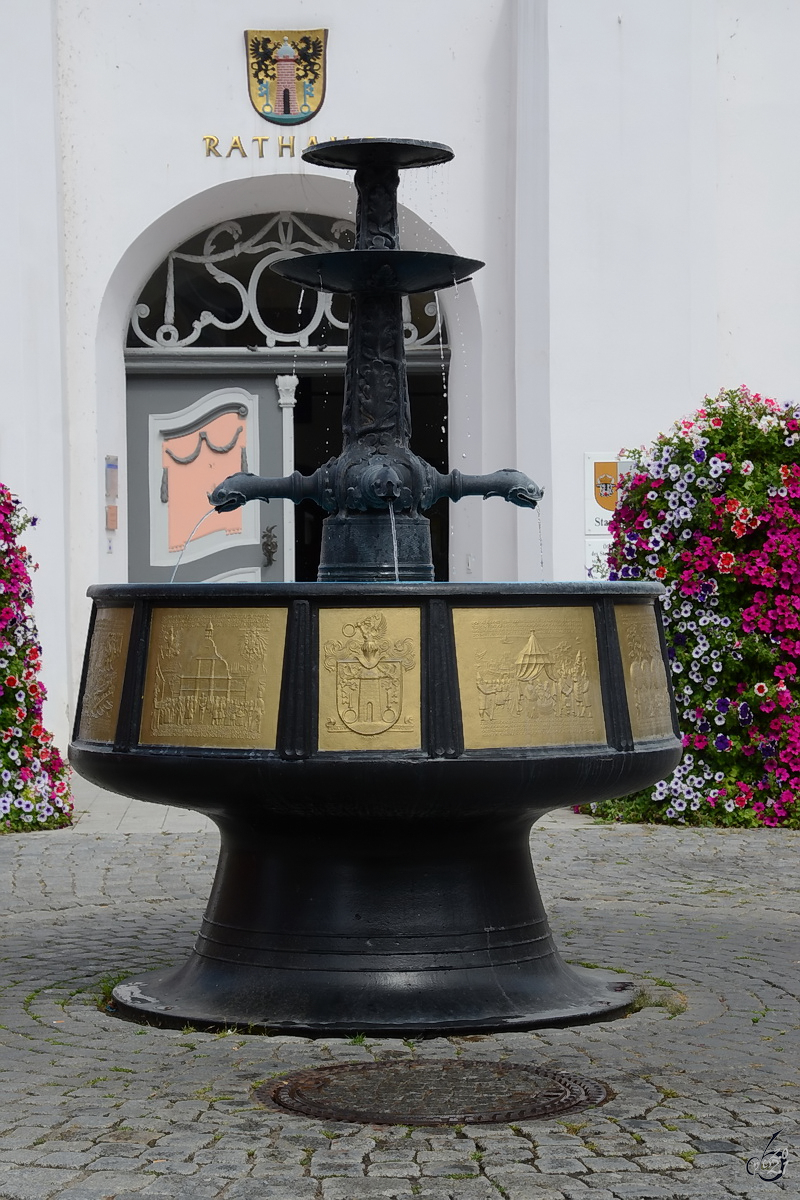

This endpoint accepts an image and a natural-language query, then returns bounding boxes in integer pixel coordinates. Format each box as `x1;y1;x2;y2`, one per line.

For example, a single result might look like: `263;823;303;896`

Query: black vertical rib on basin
594;597;634;753
277;599;312;760
426;599;464;758
114;600;151;752
309;600;321;756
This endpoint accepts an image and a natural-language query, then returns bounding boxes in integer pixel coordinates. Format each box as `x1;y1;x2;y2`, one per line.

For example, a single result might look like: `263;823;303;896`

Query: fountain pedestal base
112;812;633;1034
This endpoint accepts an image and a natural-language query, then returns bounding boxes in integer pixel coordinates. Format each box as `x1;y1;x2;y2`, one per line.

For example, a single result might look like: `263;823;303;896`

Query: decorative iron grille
128;212;446;352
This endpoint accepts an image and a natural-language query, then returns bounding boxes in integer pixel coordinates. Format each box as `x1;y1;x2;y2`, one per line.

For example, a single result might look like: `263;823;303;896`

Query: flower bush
0;484;72;831
595;385;800;828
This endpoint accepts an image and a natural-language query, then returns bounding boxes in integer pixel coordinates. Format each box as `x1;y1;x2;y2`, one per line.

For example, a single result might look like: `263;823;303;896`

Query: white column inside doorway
276;374;299;582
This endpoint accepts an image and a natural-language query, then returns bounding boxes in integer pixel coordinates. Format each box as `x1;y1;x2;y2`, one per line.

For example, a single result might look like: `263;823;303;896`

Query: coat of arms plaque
319;609;420;751
245;30;327;125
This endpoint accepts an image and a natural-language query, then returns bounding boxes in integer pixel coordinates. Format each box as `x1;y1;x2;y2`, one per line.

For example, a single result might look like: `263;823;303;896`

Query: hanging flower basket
595;386;800;828
0;484;72;831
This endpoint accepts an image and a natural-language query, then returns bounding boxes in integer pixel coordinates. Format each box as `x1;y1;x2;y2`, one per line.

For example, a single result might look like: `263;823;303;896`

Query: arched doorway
125;211;450;582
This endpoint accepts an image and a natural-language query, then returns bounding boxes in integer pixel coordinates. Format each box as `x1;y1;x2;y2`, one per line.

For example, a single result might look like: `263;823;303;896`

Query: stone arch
94;173;482;582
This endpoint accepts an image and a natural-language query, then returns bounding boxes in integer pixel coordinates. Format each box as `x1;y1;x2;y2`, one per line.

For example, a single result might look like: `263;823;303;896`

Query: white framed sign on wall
584;453;632;577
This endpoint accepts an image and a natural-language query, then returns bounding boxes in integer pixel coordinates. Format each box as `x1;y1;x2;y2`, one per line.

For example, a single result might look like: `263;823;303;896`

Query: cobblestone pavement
1;803;798;1200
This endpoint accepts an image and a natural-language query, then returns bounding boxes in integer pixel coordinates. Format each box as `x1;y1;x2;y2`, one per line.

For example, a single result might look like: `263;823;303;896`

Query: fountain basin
70;580;680;1033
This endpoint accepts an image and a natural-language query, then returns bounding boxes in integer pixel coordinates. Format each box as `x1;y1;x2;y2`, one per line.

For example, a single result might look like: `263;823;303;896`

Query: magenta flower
0;483;71;833
598;386;800;829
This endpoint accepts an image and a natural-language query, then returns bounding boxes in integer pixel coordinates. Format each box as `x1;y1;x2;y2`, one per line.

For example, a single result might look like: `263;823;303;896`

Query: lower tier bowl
70;581;681;1032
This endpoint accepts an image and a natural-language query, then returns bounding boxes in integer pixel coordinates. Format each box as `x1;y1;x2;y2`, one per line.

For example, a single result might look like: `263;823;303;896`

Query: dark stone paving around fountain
0;780;797;1198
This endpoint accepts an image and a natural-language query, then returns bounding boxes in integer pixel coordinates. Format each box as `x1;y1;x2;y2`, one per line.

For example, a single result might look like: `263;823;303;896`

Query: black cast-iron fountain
70;139;681;1034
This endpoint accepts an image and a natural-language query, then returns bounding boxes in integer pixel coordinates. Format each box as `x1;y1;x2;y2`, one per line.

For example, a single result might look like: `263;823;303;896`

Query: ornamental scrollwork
128;212;445;352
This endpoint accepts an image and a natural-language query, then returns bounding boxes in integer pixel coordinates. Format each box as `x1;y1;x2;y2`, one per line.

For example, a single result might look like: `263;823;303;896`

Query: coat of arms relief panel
319;609;421;751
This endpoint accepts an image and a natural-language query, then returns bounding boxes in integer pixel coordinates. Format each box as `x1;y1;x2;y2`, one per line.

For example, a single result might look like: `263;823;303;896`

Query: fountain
69;140;681;1034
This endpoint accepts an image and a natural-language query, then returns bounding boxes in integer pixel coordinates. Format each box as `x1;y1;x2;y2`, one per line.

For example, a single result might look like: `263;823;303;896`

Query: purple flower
714;734;731;751
716;697;730;712
693;448;707;463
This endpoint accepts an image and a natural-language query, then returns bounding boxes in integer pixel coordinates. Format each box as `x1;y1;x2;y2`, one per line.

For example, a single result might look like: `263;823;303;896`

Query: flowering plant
0;484;72;831
595;386;800;828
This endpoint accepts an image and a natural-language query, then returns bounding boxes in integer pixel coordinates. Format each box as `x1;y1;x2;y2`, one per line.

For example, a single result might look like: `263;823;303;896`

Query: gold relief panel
140;607;288;749
615;605;675;740
78;606;134;743
318;608;421;752
453;608;607;750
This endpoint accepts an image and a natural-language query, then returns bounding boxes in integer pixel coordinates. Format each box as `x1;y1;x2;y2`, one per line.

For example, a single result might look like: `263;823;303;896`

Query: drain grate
258;1059;609;1126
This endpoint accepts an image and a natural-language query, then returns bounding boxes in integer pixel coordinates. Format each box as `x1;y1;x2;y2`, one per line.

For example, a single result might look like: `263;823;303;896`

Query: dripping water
434;292;447;402
169;508;217;583
536;507;546;579
387;504;400;583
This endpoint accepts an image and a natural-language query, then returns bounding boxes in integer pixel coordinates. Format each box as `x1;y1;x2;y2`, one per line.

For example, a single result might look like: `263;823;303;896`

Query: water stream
434;293;447;401
169;508;217;583
387;504;400;583
536;507;546;579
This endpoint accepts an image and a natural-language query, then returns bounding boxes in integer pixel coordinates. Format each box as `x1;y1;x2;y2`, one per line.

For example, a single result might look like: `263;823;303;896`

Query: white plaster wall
0;0;71;745
545;0;800;580
546;0;720;580
715;1;800;399
513;0;552;581
55;0;522;707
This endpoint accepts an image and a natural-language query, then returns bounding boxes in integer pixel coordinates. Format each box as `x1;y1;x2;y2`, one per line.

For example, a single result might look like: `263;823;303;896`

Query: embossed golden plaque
79;606;134;743
453;608;606;750
318;608;421;752
615;605;674;740
140;607;288;749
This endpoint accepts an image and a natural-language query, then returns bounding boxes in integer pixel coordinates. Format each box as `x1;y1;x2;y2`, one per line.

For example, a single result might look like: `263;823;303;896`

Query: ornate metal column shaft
209;139;543;581
343;165;410;450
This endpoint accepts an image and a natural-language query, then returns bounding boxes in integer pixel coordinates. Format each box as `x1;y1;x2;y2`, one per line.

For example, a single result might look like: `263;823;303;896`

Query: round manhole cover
257;1059;609;1126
